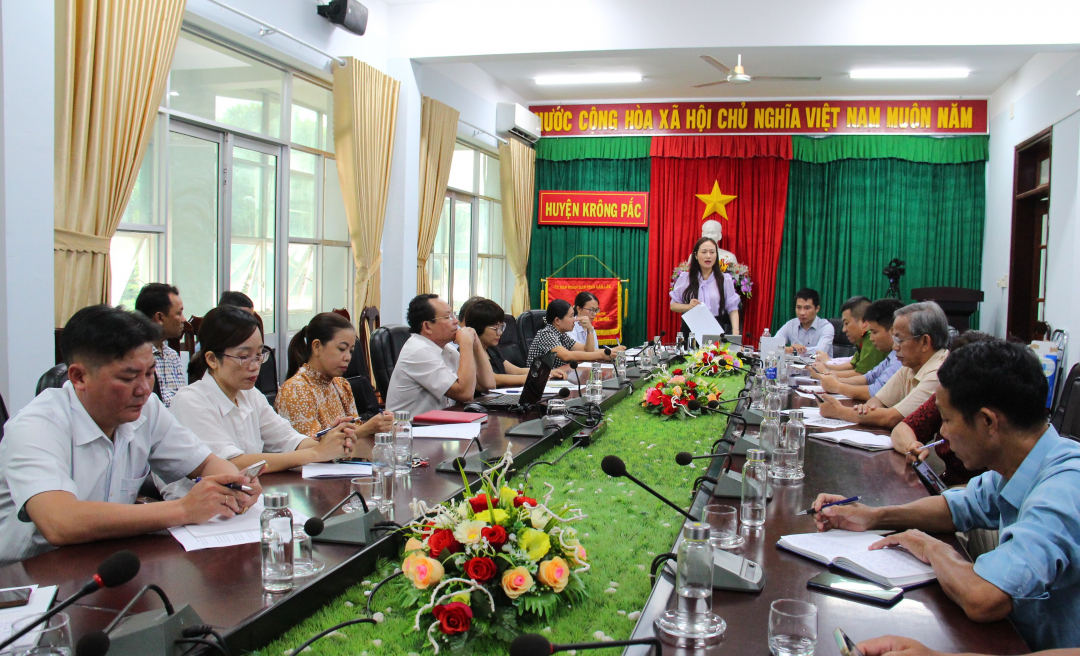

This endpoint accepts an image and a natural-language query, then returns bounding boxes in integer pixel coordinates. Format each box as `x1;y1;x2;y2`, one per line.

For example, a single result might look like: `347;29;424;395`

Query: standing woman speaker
669;237;741;339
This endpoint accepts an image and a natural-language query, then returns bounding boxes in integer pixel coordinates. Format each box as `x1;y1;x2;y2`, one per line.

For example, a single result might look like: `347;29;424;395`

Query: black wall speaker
317;0;368;37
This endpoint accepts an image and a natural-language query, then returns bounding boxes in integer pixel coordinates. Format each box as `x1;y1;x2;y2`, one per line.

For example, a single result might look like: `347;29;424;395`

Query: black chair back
369;325;412;400
1052;363;1080;440
517;310;547;357
36;364;69;396
346;374;381;417
497;314;526;369
342;337;370;380
0;391;9;442
256;348;278;407
829;318;852;347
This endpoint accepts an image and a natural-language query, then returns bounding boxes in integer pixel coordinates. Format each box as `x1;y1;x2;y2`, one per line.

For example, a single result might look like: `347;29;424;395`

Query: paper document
413;423;482;440
170;499;310;552
809;429;894;451
682;304;724;340
783;406;856;428
0;585;58;649
795;390;848;401
827;356;852;366
624;347;644;357
301;462;373;479
759;336;785;355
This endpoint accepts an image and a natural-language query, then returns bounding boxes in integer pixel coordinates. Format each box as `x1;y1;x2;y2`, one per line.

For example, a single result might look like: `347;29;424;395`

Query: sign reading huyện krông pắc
538;191;648;228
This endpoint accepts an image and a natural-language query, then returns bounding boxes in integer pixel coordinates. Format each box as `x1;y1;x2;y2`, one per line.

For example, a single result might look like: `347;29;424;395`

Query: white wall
982;53;1080;369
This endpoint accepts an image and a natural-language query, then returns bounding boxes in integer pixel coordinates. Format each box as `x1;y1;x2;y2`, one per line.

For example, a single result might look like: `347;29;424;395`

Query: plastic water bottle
760;410;782;473
261;492;294;592
760;327;771;345
654;523;726;641
765;382;783;414
765;350;778;383
740;449;768;527
749;374;766;410
784;410;807;480
371;432;395;513
392;411;413;476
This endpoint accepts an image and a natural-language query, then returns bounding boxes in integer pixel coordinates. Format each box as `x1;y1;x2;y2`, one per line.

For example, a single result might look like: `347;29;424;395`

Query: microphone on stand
687;400;747;434
511;633;663;656
305;491;368;537
601;455;699;522
0;551;141;652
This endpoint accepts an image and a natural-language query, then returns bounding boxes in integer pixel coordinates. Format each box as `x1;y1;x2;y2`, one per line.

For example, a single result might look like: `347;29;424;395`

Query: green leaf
516;591;561;619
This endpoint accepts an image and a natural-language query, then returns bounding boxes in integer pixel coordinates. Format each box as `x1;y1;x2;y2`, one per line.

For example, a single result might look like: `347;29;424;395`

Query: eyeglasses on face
431;312;457;323
487;323;506;334
579;307;600;316
892;334;923;346
221;347;271;367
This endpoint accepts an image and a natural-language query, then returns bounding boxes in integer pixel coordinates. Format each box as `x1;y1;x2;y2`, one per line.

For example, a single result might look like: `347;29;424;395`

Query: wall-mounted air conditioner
496;103;541;144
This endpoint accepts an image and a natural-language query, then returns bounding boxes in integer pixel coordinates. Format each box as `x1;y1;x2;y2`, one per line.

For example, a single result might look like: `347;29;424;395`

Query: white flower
362;581;372;587
454;520;487;544
530;508;549;530
541;627;552;634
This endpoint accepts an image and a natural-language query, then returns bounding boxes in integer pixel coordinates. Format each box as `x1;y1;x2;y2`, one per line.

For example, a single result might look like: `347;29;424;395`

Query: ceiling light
849;68;970;80
534;73;643;86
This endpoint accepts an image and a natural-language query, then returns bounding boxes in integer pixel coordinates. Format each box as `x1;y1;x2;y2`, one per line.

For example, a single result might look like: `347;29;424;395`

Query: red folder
413;410;488;425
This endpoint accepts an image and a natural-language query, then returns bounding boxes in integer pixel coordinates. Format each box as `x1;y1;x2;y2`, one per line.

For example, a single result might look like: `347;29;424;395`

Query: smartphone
240;460;267;479
807;572;903;605
0;587;33;610
336;457;370;464
834;628;864;656
911;459;948;496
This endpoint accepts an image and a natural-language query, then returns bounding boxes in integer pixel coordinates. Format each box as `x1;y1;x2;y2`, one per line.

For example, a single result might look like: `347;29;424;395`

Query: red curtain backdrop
647;136;792;345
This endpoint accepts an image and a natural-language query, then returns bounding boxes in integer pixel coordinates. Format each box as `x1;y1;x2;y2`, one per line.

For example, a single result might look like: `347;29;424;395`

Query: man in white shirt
0;305;259;567
385;294;496;417
135;283;187;406
775;288;834;357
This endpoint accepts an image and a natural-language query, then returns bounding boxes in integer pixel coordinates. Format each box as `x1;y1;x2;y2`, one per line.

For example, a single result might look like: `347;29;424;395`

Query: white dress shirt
163;373;307;499
569;322;588;345
385;334;461;417
775;316;835;357
0;383;212;566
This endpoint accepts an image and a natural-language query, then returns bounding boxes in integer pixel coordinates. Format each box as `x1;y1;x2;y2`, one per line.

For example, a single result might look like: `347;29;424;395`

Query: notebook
414;410;488;424
808;429;894;451
777;530;936;588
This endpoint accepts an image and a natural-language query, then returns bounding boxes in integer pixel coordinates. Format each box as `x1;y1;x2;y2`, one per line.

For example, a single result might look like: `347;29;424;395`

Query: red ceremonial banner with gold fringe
544;278;623;345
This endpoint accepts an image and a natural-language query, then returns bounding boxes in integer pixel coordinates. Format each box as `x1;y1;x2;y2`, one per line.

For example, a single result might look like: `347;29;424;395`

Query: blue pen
194;477;252;492
795;495;860;516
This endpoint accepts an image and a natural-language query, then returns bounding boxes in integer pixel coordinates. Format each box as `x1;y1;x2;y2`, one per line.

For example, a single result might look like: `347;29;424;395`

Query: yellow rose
499;486;518;506
403;554;444;589
404;537;425;554
451;593;471;604
536;557;571;593
473;509;509;525
501;566;534;599
519;528;551;561
453;520;487;545
530;508;549;530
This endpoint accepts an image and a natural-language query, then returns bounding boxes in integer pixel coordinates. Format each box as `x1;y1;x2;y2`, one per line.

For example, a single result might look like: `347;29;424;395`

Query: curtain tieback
357;255;383;281
54;228;111;254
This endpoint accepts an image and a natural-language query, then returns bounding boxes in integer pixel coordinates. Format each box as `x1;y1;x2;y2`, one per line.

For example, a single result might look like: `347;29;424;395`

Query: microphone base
505;419;554;438
601;377;626;390
435;448;502;474
700;469;773;500
662;549;765;593
106;604;204;656
742;408;766;426
312;507;385;546
625;366;642;378
720;434;762;457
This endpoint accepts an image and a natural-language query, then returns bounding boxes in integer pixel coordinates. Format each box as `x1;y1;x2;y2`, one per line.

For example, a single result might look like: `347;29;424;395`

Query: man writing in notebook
811;339;1080;651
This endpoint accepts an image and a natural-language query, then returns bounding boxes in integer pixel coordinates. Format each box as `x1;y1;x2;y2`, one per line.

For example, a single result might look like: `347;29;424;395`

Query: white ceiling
425;45;1080;103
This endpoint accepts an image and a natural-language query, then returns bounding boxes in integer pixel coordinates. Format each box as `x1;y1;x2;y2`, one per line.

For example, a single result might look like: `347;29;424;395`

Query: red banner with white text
544;277;623;345
530;100;987;137
538;191;649;228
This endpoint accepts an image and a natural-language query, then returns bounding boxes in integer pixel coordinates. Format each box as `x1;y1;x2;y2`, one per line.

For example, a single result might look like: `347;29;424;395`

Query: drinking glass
768;599;818;656
393;433;413;476
3;613;72;656
348;473;381;513
543;399;571;430
769;447;800;480
293;525;324;577
585;379;604;404
702;504;744;550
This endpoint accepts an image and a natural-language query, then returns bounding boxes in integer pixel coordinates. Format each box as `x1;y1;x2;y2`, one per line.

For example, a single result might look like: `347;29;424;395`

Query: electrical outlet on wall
997;274;1009;288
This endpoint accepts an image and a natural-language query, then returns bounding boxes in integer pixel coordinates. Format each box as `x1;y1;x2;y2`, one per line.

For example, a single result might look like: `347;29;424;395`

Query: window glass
452;199;472;312
168;130;219;318
478;199;504;256
321;246;351;314
230;146;277;330
479;152;500;200
289;151;317;238
291;77;333;152
288;243;316;331
110;232;159;309
447;143;476;194
323;158;349;242
122;129;158;225
170;33;284;138
477;256;505;305
429;198;451;301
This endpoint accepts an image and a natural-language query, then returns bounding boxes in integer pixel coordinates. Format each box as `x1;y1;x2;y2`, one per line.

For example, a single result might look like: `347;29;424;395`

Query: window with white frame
110;29;353;372
429;142;505;312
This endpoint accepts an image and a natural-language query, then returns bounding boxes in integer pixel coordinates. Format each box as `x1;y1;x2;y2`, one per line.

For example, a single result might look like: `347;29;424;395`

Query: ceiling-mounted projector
317;0;368;36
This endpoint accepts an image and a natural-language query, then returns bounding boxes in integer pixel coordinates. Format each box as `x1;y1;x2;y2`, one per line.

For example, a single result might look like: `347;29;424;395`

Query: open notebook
777;530;937;588
808;429;894;451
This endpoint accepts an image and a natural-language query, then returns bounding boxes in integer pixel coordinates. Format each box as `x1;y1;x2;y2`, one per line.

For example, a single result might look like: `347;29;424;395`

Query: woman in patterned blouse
276;313;392;455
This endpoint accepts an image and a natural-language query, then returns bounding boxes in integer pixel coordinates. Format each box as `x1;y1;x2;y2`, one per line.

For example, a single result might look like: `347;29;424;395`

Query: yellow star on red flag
696;181;737;221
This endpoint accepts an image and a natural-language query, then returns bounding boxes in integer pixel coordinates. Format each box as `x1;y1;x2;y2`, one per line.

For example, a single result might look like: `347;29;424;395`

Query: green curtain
772;157;986;329
529;156;651;345
792;135;989;164
536;136;652;161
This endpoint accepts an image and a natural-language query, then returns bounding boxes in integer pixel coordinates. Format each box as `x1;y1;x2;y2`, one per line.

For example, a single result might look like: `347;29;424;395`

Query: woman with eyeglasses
569;292;601;345
462;298;566;387
167;306;356;488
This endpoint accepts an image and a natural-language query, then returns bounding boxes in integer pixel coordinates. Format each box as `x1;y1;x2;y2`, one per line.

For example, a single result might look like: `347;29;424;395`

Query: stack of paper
302;462;373;479
168;497;310;552
0;585;58;649
783;406;857;429
413;423;482;440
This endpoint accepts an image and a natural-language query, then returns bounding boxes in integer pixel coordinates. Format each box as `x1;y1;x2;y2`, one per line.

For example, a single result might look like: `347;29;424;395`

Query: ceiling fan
695;54;821;88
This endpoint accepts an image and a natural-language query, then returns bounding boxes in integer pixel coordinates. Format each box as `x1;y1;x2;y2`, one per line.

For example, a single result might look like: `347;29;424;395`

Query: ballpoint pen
193;477;253;492
795;495;860;516
915;438;946;452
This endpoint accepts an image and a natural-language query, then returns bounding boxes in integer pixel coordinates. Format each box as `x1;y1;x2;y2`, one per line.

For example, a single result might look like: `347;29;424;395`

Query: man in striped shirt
135;283;188;406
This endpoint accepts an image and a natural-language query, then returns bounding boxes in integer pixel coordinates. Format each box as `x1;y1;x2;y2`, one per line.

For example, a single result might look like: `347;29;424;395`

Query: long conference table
0;360;1029;655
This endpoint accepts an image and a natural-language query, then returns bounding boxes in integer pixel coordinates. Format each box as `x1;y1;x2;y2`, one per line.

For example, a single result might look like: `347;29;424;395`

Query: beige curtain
54;0;185;326
333;58;400;312
415;97;459;294
498;138;536;315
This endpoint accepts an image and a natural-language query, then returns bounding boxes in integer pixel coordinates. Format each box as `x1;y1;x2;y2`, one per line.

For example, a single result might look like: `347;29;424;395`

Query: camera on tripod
883;258;906;299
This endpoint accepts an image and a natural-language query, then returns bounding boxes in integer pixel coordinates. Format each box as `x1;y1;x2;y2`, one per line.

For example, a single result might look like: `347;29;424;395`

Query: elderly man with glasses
385;294;496;417
819;301;950;429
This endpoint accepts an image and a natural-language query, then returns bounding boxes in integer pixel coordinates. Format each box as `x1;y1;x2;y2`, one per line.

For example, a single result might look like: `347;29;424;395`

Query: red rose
513;495;538;508
655;382;663;389
672;369;683;375
482;524;508;548
662;404;676;415
468;494;495;513
687;381;697;389
432;602;472;635
463;556;497;583
428;528;460;558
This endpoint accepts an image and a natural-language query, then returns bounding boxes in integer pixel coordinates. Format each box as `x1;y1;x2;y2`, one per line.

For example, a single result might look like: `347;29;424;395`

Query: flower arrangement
670;259;754;298
683;344;743;378
641;369;725;419
398;451;589;653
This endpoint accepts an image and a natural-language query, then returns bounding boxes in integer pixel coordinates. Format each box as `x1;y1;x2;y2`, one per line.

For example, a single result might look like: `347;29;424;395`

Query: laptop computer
475;352;555;408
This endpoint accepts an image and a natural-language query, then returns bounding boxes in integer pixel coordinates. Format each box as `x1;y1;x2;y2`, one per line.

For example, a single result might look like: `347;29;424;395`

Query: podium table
911;287;984;333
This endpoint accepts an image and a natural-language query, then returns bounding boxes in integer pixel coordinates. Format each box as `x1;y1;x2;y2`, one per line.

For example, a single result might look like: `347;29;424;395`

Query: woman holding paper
670;237;741;339
165;307;358;498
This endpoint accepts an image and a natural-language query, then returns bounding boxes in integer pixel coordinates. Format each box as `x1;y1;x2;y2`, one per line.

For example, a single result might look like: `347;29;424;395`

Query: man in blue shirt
811;339;1080;651
775;287;834;357
810;298;903;400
